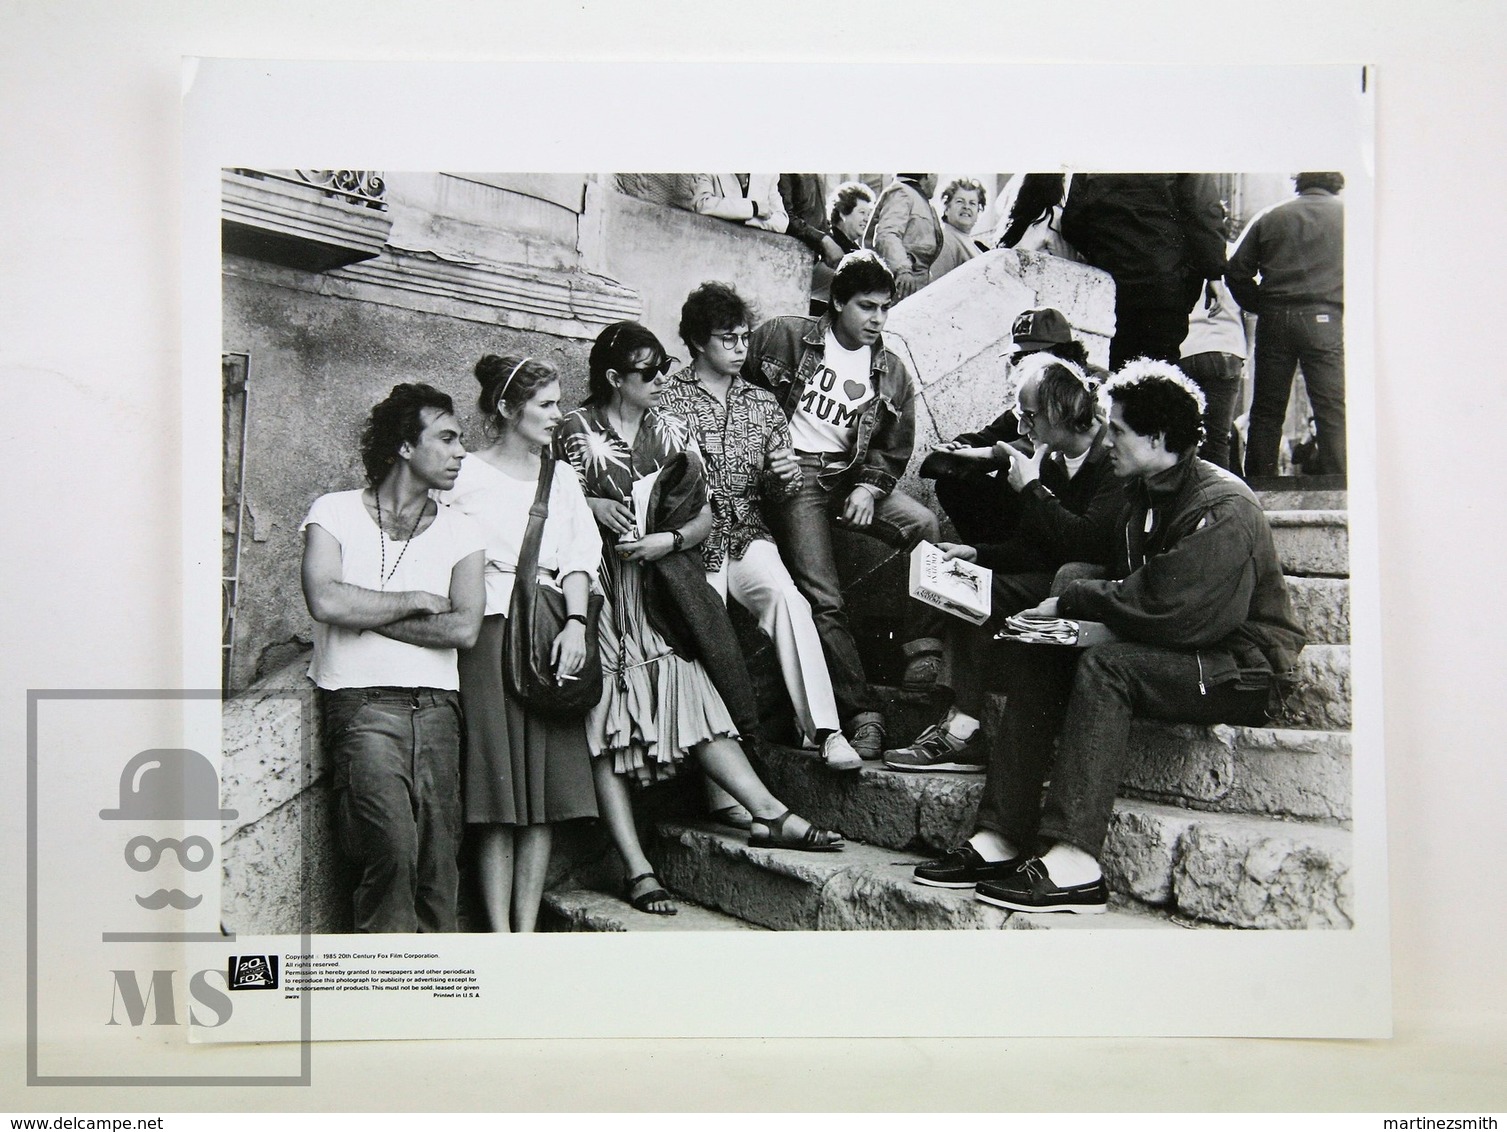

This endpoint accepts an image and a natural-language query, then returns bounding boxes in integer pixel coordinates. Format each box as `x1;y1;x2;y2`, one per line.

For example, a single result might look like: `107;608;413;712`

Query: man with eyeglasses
659;282;864;777
909;362;1304;913
885;353;1124;773
743;250;946;760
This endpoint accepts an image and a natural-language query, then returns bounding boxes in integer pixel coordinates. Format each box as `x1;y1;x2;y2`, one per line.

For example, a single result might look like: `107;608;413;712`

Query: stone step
1268;509;1349;577
1103;800;1353;929
750;722;1351;858
1286;575;1349;644
1288;643;1351;730
541;887;765;932
648;821;1175;931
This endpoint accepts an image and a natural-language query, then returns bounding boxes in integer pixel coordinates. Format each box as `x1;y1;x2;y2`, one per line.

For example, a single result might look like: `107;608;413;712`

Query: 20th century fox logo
29;689;309;1085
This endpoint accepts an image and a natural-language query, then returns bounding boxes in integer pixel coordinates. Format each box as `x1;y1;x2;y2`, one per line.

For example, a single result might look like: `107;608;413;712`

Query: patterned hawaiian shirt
553;402;704;515
657;365;799;571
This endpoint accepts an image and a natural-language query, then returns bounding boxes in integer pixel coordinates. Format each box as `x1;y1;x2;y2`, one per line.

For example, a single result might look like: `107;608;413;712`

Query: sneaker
848;713;887;761
913;844;1026;889
882;723;985;773
818;732;863;772
974;857;1108;914
901;651;943;693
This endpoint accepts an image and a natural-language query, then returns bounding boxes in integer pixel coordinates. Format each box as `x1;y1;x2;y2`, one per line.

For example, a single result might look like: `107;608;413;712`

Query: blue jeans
764;454;942;725
321;687;463;933
1244;303;1346;477
1179;350;1244;471
975;640;1270;859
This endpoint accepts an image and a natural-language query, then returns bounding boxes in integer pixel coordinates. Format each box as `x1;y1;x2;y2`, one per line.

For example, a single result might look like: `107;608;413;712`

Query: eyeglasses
1013;403;1038;425
710;331;752;350
624;356;676;381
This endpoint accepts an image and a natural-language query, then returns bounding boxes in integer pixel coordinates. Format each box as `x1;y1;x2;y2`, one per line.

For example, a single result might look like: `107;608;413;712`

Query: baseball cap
1002;307;1072;355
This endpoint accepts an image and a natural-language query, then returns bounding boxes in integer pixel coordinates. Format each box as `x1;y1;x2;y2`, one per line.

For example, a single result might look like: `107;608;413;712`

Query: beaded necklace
374;490;426;590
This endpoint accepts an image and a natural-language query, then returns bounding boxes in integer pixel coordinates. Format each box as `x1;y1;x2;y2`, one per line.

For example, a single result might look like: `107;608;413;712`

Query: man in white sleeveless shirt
300;383;485;932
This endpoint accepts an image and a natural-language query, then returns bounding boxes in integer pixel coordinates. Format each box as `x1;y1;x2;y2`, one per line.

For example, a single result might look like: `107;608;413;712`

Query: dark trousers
933;473;1023;547
765;454;944;725
974;641;1269;859
1244;303;1346;478
321;687;463;933
1179;350;1244;471
1110;303;1191;369
947;572;1054;717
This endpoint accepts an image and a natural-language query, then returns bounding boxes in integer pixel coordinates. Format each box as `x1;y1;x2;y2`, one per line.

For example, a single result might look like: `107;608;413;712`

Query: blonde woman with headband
441;354;603;932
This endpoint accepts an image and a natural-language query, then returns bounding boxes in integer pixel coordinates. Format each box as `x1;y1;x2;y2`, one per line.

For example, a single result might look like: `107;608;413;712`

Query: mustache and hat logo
101;749;236;911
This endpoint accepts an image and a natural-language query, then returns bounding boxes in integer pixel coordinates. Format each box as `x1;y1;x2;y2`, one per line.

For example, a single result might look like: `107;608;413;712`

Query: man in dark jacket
911;360;1306;912
1060;173;1228;368
1226;172;1346;478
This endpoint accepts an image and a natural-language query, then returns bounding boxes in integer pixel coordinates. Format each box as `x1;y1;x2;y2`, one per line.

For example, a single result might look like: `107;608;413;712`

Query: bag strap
516;455;555;582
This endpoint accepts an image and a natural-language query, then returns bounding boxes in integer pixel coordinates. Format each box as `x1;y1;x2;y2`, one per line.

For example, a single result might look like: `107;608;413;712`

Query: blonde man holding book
884;355;1121;773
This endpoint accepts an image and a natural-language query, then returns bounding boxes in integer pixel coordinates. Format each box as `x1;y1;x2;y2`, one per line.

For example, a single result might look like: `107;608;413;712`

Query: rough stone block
1122;722;1353;821
914;775;985;852
222;666;321;836
220;783;352;935
919;350;1016;451
1270;510;1349;577
817;866;1011;930
883;253;1039;389
1286;575;1350;644
651;825;832;930
1257;489;1348;512
1172;817;1353;929
754;749;928;852
541;888;763;932
1103;802;1193;905
1283;645;1352;730
1004;249;1118;343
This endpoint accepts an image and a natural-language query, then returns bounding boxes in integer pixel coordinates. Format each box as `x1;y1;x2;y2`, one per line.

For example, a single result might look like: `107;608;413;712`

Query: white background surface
3;0;1505;1113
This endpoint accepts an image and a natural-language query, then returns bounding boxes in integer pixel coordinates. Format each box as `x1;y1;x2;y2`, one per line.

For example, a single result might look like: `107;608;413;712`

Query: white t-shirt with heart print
787;330;876;455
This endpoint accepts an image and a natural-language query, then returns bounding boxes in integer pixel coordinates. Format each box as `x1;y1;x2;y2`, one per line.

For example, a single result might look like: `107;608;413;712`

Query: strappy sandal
710;804;754;829
625;872;678;916
747;809;845;853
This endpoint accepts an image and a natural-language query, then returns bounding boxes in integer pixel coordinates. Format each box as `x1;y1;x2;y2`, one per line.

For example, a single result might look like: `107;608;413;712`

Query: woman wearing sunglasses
555;321;844;916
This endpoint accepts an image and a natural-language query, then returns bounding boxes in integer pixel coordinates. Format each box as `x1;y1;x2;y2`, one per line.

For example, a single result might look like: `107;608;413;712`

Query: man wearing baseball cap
921;307;1105;545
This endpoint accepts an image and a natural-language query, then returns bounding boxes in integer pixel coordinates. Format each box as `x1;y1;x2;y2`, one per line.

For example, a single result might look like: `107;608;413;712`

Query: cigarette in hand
558;674;579;682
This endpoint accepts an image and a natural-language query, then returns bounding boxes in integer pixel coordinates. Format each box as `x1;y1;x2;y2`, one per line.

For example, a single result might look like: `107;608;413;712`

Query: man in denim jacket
743;250;945;759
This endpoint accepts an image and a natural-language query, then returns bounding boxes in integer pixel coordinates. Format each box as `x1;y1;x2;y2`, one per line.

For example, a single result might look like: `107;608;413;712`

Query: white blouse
439;454;602;616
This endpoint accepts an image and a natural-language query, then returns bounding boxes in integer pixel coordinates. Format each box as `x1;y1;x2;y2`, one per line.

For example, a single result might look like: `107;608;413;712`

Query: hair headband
498;357;531;401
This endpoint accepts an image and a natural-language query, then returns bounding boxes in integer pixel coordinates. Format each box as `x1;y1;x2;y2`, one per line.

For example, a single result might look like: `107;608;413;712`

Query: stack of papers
996;611;1118;647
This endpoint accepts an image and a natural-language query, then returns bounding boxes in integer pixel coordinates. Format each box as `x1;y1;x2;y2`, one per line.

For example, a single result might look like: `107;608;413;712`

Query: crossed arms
301;524;485;650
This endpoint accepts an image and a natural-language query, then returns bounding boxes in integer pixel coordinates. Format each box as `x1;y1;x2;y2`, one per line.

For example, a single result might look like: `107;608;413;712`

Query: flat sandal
625;872;678;915
748;809;845;852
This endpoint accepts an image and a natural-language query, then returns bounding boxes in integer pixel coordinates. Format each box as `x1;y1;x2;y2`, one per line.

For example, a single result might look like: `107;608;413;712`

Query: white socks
944;709;979;741
1041;842;1103;886
967;829;1018;863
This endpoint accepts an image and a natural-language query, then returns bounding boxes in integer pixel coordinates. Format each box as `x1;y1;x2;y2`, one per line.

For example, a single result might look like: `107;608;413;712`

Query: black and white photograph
218;168;1355;940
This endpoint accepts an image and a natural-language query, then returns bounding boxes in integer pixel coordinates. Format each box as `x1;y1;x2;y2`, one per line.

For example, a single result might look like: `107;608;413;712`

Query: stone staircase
542;492;1353;933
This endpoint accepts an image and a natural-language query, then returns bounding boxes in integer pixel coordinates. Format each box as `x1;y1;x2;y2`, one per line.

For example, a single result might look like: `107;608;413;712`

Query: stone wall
581;181;814;356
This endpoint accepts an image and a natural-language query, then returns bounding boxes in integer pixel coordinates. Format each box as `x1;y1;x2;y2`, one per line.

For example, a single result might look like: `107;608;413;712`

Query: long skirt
589;554;738;786
457;614;599;825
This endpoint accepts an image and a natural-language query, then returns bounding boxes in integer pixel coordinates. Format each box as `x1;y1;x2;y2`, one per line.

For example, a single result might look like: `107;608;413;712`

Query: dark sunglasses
623;356;676;381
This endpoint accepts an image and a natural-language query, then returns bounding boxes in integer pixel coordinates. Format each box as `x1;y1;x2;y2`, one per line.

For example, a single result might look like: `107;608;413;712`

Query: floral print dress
553;405;738;784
